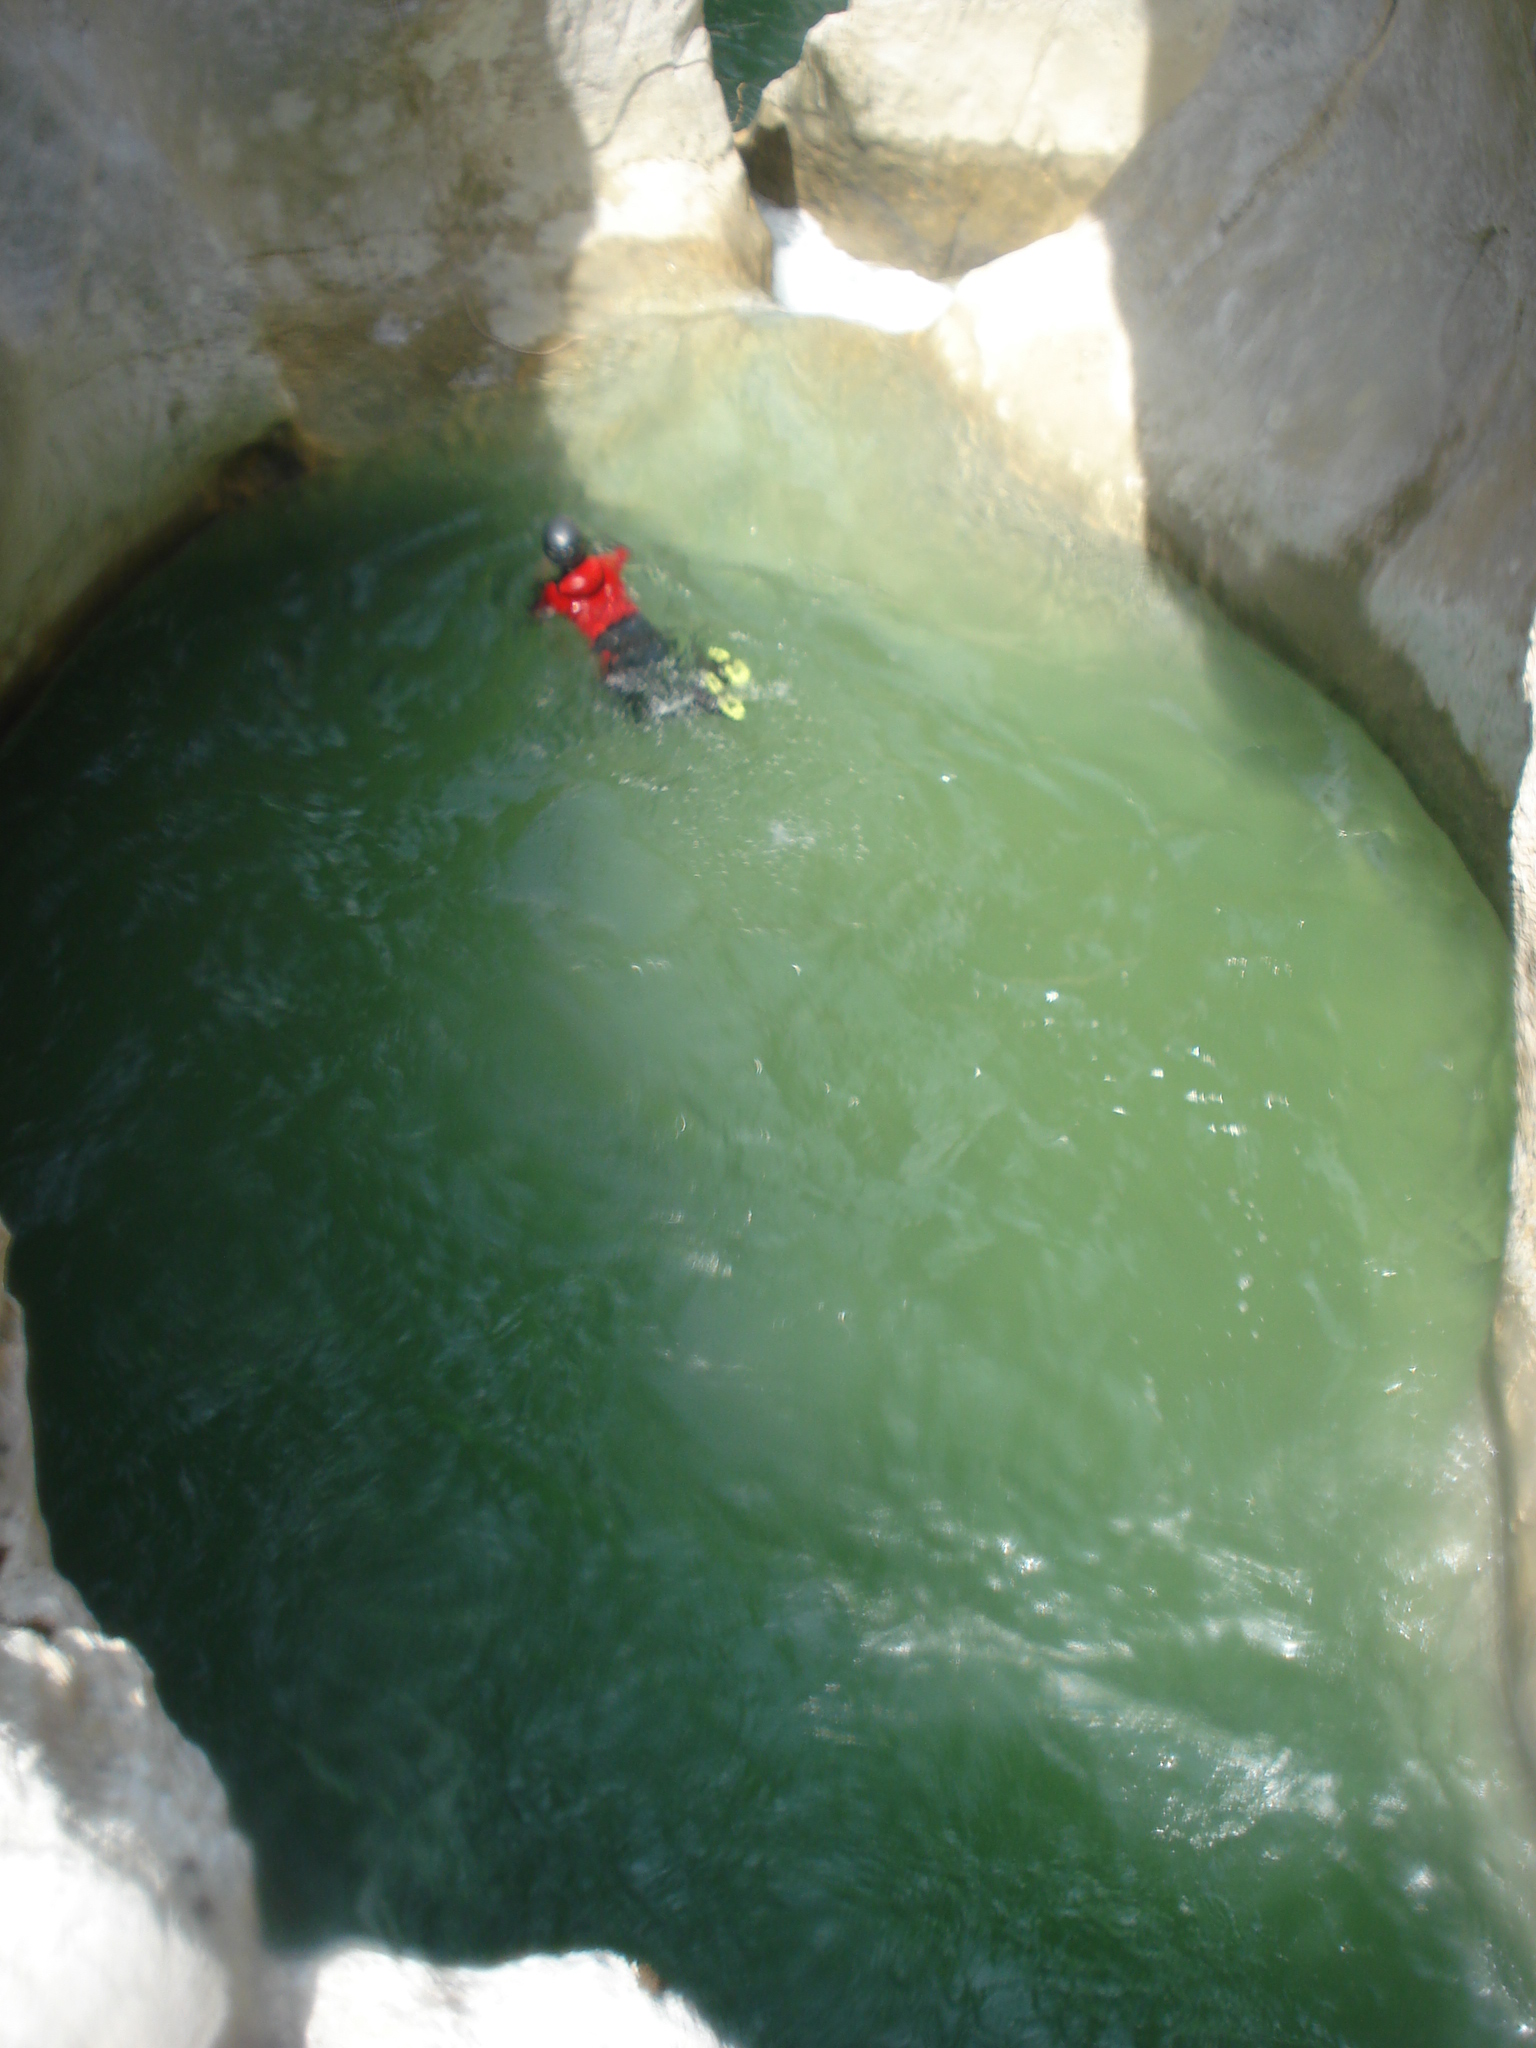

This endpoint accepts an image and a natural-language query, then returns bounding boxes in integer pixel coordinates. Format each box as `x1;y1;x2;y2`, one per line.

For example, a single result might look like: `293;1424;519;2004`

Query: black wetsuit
594;615;726;717
594;613;674;674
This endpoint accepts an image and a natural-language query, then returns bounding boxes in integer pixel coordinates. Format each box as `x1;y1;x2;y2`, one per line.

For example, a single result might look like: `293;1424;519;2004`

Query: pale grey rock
741;0;1234;275
1098;0;1536;915
933;217;1144;538
0;1223;271;2048
0;29;292;712
295;1945;730;2047
928;0;1536;914
0;0;766;720
1494;619;1536;1763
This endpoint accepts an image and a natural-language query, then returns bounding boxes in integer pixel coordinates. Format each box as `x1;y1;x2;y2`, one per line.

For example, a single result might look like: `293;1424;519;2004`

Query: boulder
295;1946;730;2048
740;0;1235;276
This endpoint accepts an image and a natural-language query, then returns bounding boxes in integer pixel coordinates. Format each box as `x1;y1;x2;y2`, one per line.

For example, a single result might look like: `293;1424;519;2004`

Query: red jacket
536;548;638;643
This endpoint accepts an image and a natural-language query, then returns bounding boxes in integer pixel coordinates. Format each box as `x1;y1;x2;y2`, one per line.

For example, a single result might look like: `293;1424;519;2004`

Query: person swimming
532;517;748;720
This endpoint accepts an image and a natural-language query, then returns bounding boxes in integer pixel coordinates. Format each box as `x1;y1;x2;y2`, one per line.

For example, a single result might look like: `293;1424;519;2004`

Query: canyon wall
0;0;766;727
745;0;1536;1768
7;0;1536;2038
748;0;1536;918
1;9;759;2039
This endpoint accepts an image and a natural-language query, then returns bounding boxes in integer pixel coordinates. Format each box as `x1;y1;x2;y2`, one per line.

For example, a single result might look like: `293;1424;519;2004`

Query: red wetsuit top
536;548;639;643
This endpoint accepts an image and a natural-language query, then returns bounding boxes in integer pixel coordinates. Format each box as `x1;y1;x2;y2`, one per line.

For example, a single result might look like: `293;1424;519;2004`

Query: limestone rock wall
1099;0;1536;919
740;0;1235;276
1494;620;1536;1765
0;0;766;725
866;0;1536;917
0;26;292;723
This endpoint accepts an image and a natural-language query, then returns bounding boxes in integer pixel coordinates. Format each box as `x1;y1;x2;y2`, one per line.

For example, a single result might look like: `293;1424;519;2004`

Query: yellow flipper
704;650;749;719
702;675;745;719
707;648;753;691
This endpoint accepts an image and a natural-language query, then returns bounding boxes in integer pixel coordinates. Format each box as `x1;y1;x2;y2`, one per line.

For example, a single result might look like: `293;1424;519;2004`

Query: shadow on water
0;0;601;742
1;401;601;1933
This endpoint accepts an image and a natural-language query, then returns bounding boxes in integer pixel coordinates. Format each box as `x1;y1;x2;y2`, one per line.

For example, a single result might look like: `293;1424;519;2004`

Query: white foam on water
757;203;955;334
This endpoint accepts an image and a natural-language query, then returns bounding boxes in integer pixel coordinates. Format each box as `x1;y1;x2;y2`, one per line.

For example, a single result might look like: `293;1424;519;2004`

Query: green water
0;311;1529;2042
705;0;840;126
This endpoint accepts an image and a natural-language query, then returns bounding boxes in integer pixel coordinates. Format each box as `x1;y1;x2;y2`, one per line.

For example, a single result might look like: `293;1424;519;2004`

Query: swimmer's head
542;516;585;575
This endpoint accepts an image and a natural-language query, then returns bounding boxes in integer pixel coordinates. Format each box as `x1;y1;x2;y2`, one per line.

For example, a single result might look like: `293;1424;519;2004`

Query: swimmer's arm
529;547;627;614
561;559;605;598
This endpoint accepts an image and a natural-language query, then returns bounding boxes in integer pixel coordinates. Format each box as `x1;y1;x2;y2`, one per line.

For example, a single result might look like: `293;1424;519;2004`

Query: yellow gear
704;648;749;720
707;648;752;690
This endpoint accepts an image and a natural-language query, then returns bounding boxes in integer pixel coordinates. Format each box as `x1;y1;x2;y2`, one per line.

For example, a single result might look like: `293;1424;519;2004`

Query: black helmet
542;516;585;575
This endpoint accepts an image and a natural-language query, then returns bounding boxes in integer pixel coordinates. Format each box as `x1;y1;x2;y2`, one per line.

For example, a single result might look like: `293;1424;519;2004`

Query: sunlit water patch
0;314;1527;2044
